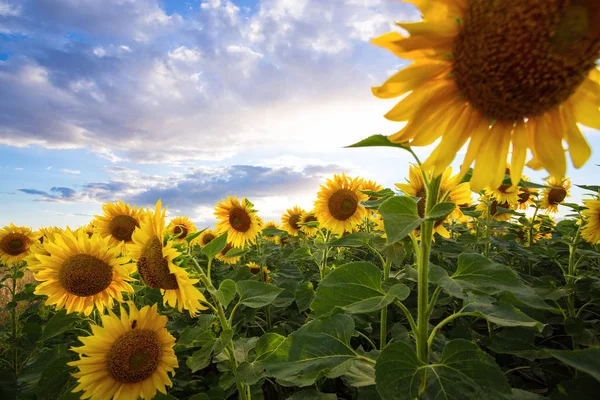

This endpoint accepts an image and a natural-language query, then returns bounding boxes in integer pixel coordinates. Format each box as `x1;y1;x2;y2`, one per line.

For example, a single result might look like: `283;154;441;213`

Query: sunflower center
548;188;567;204
221;244;233;256
106;329;161;383
328;189;359;221
58;254;113;297
137;236;179;290
490;201;510;216
202;233;215;245
229;208;251;232
518;188;531;204
289;214;302;230
304;215;318;223
173;225;188;239
0;233;29;256
416;188;427;218
109;215;139;242
453;0;600;120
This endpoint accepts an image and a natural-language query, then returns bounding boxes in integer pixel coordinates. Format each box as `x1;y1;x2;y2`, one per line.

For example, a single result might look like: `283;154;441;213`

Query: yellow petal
509;121;528;189
531;111;566;178
562;103;592;169
372;62;450;99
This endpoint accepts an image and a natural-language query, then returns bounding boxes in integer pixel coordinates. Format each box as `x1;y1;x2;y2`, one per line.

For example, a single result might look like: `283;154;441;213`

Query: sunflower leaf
202;232;228;260
546;348;600;382
345;134;411;151
236;281;284;308
426;202;456;220
185;228;206;244
378;196;424;244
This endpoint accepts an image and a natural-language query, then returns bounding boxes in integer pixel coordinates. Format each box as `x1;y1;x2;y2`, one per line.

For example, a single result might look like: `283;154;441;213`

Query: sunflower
581;199;600;244
68;302;178;400
26;229;134;315
214;197;260;248
314;174;369;236
299;211;319;237
0;224;37;265
540;177;571;213
167;216;196;242
281;206;306;237
370;213;386;238
94;200;144;249
215;243;241;265
35;226;65;243
262;221;282;244
396;165;472;236
82;222;95;238
195;228;217;247
246;261;271;281
476;195;515;222
360;179;384;201
128;200;207;316
373;0;600;192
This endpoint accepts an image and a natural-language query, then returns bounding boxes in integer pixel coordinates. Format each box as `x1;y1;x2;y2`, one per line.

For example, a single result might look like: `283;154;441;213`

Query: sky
0;0;599;230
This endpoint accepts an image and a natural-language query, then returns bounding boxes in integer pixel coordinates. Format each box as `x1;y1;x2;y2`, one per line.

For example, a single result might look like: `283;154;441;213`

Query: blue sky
0;0;599;230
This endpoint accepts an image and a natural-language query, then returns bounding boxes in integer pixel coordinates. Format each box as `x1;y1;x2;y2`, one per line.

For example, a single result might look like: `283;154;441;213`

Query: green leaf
39;310;81;342
185;227;206;244
262;227;287;237
218;279;237;308
546;348;600;382
236;280;284;308
287;389;338;399
375;339;510;400
345;134;411;150
426;202;456;220
263;315;360;386
0;367;16;400
187;339;217;372
35;356;73;400
202;232;228;260
576;184;600;192
328;232;372;248
238;333;288;385
311;261;409;318
464;302;545;331
487;328;550;361
295;281;315;312
378;196;424;244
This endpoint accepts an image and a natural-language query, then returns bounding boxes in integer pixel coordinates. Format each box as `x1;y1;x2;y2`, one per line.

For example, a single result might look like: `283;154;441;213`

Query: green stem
528;205;540;274
426;286;442;318
394;300;417;333
356;330;378;350
380;258;391;349
416;175;442;364
427;311;480;348
566;226;581;319
11;263;18;372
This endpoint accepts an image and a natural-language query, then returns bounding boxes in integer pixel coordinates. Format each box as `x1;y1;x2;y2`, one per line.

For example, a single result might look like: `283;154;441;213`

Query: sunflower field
2;0;600;399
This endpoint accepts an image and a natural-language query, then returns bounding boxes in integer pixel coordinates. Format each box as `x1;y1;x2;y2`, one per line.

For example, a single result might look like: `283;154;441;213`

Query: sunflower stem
528;204;540;274
380;258;391;349
416;175;441;367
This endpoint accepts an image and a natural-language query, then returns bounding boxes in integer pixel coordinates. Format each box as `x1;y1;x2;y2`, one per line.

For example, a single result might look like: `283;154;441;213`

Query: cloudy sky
1;0;599;230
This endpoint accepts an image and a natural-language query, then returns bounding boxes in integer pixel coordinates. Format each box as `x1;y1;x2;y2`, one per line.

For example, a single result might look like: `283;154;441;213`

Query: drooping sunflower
215;243;241;265
373;0;600;192
195;228;217;247
214;197;260;248
581;199;600;244
476;195;516;222
26;229;134;315
167;216;196;242
299;211;319;237
128;200;207;316
262;221;282;244
396;165;472;236
540;177;572;213
94;200;144;249
281;206;306;237
68;302;178;400
0;223;38;265
314;174;369;236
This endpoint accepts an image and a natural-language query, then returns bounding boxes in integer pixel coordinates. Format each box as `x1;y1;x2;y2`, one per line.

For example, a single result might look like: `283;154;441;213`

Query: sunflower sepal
201;232;228;260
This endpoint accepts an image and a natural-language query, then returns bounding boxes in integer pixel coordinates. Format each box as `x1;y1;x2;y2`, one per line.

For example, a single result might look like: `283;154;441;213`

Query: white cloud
60;168;81;175
0;1;20;17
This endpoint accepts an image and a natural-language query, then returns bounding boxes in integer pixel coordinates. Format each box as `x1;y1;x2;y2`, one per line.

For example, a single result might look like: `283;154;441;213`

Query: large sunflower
214;197;260;248
281;206;306;237
167;216;196;242
0;223;38;265
540;177;571;213
94;200;143;249
581;199;600;244
26;229;134;315
374;0;600;191
314;174;369;236
68;302;178;400
128;200;207;316
215;243;241;265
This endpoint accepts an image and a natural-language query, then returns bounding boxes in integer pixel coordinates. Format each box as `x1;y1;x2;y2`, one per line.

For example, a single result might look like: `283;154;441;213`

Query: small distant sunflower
215;243;241;265
167;216;196;242
196;228;217;247
27;229;134;315
0;223;37;265
370;213;386;238
581;199;600;244
82;222;95;238
476;195;515;222
314;174;369;236
262;221;282;244
516;178;538;211
373;0;600;191
68;302;178;400
540;177;571;213
35;226;64;243
128;200;207;316
281;206;306;237
360;179;384;201
214;197;260;248
94;200;143;248
299;212;319;237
